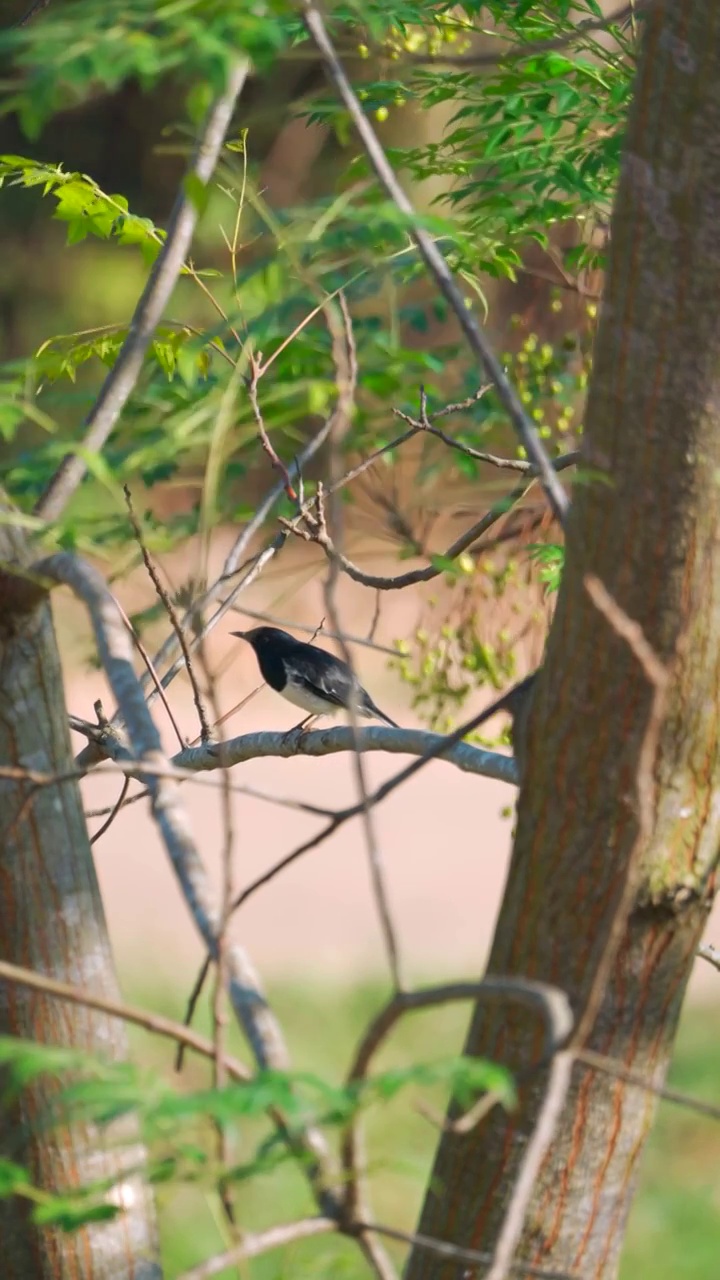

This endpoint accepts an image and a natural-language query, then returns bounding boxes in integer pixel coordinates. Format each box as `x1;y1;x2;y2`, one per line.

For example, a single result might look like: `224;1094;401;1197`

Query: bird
232;626;399;732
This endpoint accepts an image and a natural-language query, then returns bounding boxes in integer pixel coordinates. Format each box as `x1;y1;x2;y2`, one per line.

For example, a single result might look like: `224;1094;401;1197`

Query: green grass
121;977;720;1278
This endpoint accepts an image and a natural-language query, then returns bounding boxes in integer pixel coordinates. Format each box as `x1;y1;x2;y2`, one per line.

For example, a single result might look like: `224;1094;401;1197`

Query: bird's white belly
282;678;340;717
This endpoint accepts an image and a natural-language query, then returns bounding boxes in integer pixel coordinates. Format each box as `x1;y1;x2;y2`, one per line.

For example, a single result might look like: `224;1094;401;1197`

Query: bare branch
90;775;130;846
77;724;518;787
282;453;577;592
176;1218;337;1280
393;393;581;475
231;607;399;656
321;294;403;994
698;941;720;973
32;551;340;1214
341;980;573;1226
34;60;249;523
124;484;212;742
0;958;251;1082
12;0;50;26
246;351;299;501
113;594;185;749
303;1;570;526
364;1220;576;1280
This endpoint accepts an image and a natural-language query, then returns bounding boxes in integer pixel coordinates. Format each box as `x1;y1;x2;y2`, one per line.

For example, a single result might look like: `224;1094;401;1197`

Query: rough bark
406;3;720;1278
0;515;162;1279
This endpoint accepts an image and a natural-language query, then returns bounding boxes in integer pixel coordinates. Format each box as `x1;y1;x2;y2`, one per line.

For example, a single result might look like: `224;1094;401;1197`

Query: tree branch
408;2;644;66
124;484;212;742
340;979;573;1234
303;0;570;526
31;551;340;1215
182;725;519;784
281;453;577;591
177;1218;337;1280
0;958;251;1083
34;60;249;523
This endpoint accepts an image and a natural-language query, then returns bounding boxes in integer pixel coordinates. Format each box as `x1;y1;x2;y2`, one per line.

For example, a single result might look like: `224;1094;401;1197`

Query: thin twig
485;1051;574;1280
186;682;264;744
303;0;570;526
407;2;642;66
176;1218;337;1280
246;352;299;501
200;648;238;1231
175;956;212;1075
340;980;572;1227
224;683;530;914
35;61;249;523
113;591;185;749
12;0;51;26
230;607;398;656
394;394;581;474
84;774;336;822
364;1220;576;1280
126;416;338;728
32;551;340;1217
321;295;402;994
575;1047;720;1123
124;484;213;742
282;453;577;592
0;958;250;1082
90;775;130;846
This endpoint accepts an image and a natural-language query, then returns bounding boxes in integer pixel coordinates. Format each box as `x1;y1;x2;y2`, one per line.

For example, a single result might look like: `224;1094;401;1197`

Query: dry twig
124;484;212;742
303;0;570;526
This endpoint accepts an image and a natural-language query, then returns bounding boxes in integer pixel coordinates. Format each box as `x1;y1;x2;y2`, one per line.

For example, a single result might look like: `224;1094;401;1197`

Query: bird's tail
364;697;398;729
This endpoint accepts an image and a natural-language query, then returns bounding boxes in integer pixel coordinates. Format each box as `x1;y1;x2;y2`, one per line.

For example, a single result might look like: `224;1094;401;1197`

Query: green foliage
308;1;634;279
0;0;291;138
0;1031;512;1235
528;542;565;593
0;156;161;256
0;1;614;566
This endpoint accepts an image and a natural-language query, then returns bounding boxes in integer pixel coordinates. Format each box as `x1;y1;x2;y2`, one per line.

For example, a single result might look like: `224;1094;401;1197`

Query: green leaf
0;1158;31;1196
183;173;210;217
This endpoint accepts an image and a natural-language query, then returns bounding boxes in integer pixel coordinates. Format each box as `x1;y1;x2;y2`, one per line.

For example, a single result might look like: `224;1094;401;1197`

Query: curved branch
172;725;518;785
303;1;570;527
283;453;577;592
32;551;340;1214
34;61;249;523
340;979;573;1251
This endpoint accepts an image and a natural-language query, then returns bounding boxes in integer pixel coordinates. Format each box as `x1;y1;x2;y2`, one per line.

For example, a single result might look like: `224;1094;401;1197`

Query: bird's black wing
290;647;358;710
290;641;397;725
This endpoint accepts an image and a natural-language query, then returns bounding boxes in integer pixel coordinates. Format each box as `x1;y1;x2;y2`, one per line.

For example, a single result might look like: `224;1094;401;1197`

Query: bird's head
231;626;288;653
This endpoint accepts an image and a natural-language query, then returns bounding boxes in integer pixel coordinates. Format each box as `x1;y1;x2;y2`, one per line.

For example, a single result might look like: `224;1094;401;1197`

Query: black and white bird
232;626;398;731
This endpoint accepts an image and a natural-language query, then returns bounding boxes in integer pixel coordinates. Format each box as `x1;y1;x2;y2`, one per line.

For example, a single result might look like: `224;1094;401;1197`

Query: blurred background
2;2;720;1275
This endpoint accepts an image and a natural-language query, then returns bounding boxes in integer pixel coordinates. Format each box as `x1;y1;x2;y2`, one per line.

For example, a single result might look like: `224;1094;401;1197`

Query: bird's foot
281;715;318;749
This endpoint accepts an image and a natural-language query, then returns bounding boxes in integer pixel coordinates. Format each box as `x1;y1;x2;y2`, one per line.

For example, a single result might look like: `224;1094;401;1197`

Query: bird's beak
230;630;249;641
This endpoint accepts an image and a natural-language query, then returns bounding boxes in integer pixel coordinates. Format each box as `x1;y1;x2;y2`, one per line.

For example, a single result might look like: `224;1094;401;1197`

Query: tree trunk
407;3;720;1277
0;514;162;1278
